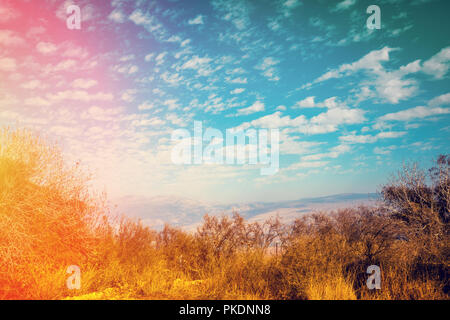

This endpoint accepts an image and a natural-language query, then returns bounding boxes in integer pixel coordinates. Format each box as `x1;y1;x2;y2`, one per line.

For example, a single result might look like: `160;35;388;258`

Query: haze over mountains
115;193;379;230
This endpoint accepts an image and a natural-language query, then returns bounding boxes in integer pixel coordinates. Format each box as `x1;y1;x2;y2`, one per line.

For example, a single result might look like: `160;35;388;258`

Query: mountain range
114;193;379;231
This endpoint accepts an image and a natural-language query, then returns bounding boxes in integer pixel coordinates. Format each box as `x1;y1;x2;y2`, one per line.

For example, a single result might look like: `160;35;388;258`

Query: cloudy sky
0;0;449;204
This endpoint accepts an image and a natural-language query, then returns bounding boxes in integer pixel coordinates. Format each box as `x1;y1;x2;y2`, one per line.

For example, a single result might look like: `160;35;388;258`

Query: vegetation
0;127;448;300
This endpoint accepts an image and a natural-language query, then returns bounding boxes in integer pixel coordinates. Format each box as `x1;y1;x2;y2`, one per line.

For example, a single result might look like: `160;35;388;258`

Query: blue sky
0;0;449;204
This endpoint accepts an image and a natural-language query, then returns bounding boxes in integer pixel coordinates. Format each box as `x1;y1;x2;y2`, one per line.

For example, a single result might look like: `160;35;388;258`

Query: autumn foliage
0;127;448;300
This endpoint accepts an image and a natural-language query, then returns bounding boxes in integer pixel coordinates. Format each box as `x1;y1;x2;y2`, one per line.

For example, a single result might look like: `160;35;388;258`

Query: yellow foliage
0;127;448;300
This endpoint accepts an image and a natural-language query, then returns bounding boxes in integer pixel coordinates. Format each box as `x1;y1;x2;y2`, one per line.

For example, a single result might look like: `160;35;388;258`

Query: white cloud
428;93;450;107
181;55;215;76
181;39;191;47
301;144;351;161
37;42;58;54
62;45;89;59
155;52;167;66
0;57;16;71
108;9;125;23
129;10;152;25
422;47;450;79
281;0;302;17
294;96;344;109
333;0;356;11
283;0;301;9
230;88;245;94
374;146;396;155
21;80;46;90
163;99;180;110
302;47;395;89
121;89;137;102
166;113;187;126
310;107;366;126
256;57;279;69
0;30;25;47
113;64;139;75
81;106;124;122
288;161;329;170
181;55;211;70
268;18;281;31
238;111;303;130
304;46;450;104
237;101;265;115
376;93;450;124
27;26;46;37
340;131;406;144
301;47;425;104
212;0;251;30
24;97;51;107
188;15;204;25
339;134;374;144
128;9;165;39
161;72;183;86
131;116;166;127
295;96;316;108
374;75;418;104
72;78;98;89
119;54;135;62
376;131;407;139
256;57;280;81
138;102;155;111
378;106;449;121
47;90;114;103
166;35;182;43
237;104;365;134
227;77;248;84
278;135;322;155
44;59;77;73
0;3;20;22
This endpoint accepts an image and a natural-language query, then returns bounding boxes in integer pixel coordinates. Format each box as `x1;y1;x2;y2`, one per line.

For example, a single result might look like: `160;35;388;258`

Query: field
0;127;448;300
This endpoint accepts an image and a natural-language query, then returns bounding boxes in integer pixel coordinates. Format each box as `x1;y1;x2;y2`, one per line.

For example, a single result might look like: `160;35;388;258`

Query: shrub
1;127;447;300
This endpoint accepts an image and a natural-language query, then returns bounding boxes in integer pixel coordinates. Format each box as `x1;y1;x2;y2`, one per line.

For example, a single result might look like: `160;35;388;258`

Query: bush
0;127;447;300
0;128;108;298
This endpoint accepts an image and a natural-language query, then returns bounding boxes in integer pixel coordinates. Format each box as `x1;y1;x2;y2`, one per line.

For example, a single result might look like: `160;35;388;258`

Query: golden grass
0;127;448;300
306;273;357;300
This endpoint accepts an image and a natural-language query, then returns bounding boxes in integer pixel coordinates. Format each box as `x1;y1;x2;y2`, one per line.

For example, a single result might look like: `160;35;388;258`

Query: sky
0;0;449;205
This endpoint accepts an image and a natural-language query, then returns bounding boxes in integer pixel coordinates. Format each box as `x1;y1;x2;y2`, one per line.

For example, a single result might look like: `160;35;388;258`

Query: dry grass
0;127;448;300
306;272;357;300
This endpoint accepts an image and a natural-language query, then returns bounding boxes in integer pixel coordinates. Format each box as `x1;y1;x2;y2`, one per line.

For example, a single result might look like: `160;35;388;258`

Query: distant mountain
114;193;379;230
113;195;221;229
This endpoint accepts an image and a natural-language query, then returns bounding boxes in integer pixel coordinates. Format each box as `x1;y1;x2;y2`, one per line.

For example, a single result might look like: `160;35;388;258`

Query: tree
381;155;449;265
